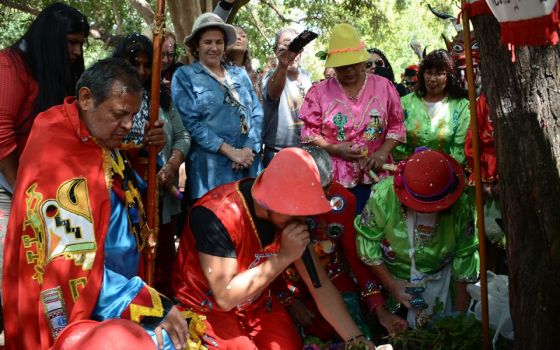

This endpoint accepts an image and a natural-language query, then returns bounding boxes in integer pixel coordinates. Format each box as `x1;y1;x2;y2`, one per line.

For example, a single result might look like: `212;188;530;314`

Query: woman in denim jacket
172;13;263;201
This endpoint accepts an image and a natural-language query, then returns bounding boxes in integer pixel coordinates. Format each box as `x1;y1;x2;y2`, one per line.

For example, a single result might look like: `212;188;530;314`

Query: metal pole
461;1;490;349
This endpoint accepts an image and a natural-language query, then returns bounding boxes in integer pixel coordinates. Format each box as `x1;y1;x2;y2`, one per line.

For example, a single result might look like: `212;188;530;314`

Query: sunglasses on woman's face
366;59;384;69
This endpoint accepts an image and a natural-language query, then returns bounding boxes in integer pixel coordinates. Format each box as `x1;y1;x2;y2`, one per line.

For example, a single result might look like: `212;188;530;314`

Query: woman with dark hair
112;33;190;297
225;26;262;100
0;2;89;191
172;13;263;201
0;2;89;315
366;48;408;97
366;48;394;81
393;49;470;165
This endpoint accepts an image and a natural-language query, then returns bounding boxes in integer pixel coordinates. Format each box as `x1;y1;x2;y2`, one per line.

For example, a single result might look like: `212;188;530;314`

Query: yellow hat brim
325;49;370;68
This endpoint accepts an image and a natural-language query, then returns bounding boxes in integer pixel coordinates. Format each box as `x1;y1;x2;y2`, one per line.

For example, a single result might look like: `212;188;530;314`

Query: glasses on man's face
162;51;175;59
366;59;384;69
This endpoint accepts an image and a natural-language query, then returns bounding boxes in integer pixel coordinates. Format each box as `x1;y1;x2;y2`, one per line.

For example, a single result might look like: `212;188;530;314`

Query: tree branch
258;0;300;23
0;0;39;15
247;5;271;46
112;0;123;35
226;0;250;23
89;23;123;47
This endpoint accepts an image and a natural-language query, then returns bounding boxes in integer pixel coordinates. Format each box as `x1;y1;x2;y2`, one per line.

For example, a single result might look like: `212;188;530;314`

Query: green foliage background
233;0;459;80
0;0;460;81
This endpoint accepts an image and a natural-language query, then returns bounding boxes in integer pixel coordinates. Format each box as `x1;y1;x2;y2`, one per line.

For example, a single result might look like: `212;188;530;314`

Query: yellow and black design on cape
22;178;96;283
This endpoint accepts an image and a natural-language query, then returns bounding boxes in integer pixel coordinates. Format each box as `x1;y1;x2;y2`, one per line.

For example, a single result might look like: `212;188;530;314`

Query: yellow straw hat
325;23;370;68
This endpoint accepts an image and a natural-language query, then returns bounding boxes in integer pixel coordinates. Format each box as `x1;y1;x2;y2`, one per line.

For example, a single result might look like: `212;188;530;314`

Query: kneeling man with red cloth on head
270;146;407;342
355;150;479;328
172;147;384;350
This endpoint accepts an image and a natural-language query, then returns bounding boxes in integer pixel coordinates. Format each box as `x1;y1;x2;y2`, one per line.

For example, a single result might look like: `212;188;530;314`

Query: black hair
112;33;171;111
75;58;143;107
367;48;395;83
12;2;89;115
224;26;261;98
415;49;467;99
186;26;227;60
226;26;252;69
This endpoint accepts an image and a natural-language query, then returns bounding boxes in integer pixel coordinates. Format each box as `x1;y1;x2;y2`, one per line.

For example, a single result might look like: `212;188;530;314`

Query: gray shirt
261;68;312;149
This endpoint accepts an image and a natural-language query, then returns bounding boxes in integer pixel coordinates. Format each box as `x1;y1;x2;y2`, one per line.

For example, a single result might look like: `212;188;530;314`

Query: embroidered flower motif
365;108;384;140
332;112;348;141
360;206;371;225
381;239;397;262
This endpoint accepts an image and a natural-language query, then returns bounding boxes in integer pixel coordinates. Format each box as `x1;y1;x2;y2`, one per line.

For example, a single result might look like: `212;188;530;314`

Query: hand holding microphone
279;221;321;288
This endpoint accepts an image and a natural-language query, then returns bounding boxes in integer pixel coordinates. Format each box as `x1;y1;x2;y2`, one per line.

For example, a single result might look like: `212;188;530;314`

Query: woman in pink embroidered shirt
299;23;406;214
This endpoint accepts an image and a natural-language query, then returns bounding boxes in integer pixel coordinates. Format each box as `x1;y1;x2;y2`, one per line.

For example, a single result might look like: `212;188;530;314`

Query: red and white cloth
466;0;560;46
488;0;560;46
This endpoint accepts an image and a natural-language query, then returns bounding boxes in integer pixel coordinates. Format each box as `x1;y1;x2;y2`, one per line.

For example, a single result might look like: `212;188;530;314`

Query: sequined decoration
240;114;249;135
224;87;249;135
365;115;383;141
332;112;348;141
414;223;438;249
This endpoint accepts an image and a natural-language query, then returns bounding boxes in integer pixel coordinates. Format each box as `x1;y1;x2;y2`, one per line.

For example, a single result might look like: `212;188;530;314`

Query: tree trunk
128;0;155;24
167;0;203;63
471;15;560;350
166;0;249;63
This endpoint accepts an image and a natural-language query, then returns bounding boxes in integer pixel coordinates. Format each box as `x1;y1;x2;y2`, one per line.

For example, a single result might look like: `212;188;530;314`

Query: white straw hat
184;13;237;47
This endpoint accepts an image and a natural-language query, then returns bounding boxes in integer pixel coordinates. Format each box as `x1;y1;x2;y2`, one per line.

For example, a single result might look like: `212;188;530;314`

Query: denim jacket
172;61;263;199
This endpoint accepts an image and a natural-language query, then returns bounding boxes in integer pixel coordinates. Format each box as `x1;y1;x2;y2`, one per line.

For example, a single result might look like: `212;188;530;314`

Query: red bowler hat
53;319;156;350
394;149;465;212
252;147;332;216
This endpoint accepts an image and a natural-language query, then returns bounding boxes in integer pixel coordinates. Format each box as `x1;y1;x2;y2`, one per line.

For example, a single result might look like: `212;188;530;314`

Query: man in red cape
2;58;188;350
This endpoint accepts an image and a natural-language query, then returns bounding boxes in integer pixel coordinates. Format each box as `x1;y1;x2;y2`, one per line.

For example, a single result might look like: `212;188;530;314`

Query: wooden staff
461;1;490;349
145;0;166;286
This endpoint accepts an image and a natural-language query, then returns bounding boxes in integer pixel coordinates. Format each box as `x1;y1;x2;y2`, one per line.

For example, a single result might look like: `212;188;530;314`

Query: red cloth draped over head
2;98;110;349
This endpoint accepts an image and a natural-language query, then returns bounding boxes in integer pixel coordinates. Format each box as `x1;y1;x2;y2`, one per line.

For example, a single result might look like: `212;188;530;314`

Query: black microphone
302;246;321;288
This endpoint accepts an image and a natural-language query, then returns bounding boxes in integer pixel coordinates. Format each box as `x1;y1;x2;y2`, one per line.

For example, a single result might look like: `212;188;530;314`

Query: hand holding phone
288;30;318;52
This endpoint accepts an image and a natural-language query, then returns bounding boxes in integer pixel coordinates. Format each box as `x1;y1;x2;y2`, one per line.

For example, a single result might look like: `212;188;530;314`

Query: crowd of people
0;0;500;349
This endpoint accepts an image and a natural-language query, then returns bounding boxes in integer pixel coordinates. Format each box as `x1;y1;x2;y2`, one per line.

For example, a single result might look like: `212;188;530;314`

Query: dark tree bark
471;14;560;350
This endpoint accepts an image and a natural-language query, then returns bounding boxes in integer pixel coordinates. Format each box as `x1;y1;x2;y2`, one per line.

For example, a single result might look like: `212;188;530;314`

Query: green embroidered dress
393;93;470;165
354;178;479;284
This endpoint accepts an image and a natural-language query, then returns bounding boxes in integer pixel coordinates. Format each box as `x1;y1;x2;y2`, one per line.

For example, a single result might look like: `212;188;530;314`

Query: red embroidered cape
3;98;162;349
